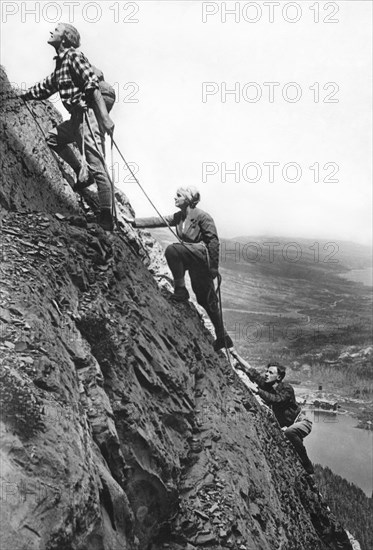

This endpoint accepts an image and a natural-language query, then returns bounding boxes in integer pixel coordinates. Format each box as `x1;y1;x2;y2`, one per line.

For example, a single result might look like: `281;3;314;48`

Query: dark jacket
247;368;301;427
135;208;220;270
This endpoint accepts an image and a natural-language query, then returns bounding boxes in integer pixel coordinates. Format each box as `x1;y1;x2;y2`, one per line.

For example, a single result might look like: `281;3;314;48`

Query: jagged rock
0;308;11;323
195;532;217;545
14;341;28;352
208;503;219;513
0;66;355;550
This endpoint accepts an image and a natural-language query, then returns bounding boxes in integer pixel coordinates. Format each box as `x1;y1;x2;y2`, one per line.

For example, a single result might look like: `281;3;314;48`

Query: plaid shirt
24;48;99;112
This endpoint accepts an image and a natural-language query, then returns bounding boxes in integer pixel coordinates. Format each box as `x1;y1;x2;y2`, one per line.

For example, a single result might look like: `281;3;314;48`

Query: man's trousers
284;418;314;474
46;107;112;210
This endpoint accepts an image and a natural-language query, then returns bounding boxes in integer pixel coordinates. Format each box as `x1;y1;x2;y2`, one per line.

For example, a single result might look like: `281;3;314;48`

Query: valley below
151;230;373;492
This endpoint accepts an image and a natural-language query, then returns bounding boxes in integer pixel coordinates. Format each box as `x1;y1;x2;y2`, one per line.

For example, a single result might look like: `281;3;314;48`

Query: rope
112;137;220;276
110;136;117;223
22;98;63;172
81;110;86;163
22;99;48;139
112;137;183;243
216;274;233;365
112;137;223;280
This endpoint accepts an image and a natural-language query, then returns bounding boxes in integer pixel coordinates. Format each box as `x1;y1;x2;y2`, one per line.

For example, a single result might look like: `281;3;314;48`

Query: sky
1;0;372;246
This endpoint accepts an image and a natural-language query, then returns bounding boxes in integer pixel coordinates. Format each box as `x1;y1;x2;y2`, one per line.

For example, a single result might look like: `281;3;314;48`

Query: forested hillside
315;465;373;550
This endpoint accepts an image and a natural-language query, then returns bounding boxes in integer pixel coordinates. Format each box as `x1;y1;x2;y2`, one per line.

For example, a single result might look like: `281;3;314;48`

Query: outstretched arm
230;349;251;372
21;73;57;101
230;350;266;387
134;214;176;228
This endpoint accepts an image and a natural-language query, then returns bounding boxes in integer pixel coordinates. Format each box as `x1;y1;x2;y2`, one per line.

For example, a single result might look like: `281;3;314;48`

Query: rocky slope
0;68;353;550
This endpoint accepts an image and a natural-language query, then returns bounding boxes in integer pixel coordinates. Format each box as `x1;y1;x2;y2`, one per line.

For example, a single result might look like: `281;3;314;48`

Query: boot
213;333;233;352
98;208;114;231
172;287;190;302
208;309;233;351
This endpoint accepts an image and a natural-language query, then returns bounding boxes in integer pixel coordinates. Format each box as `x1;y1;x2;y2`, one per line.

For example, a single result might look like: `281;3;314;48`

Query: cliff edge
0;68;352;550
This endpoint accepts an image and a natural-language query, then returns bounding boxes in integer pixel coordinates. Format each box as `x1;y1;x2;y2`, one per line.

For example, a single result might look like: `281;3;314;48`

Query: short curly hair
61;24;81;48
267;361;286;381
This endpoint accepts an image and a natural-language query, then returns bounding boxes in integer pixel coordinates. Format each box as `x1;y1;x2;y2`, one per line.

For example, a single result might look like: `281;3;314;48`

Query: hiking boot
98;209;114;232
213;334;233;352
172;287;190;302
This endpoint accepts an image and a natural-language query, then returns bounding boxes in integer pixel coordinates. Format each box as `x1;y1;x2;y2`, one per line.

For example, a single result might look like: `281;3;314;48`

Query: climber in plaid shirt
25;47;99;112
22;24;115;231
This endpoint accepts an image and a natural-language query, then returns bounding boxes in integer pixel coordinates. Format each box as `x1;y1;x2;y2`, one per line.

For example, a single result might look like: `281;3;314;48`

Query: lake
339;267;373;287
302;410;373;497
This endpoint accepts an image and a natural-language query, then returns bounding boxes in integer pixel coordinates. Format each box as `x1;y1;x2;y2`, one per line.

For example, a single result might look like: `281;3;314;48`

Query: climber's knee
46;119;77;151
165;244;179;262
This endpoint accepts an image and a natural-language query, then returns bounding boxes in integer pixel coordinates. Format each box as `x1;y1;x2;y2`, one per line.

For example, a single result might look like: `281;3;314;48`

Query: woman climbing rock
133;187;233;352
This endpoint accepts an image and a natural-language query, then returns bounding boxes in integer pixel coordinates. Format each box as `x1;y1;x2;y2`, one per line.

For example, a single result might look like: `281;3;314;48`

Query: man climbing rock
231;352;314;475
21;23;115;231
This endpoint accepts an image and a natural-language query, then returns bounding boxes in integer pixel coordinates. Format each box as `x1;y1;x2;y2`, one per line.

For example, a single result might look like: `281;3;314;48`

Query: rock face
0;68;353;550
0;66;79;215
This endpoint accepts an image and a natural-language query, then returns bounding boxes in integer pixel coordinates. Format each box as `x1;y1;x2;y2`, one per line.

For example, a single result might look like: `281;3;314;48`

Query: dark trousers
165;242;224;338
284;419;314;474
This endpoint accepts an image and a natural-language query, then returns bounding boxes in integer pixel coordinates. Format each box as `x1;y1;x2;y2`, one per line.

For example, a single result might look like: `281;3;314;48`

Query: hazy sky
1;1;372;245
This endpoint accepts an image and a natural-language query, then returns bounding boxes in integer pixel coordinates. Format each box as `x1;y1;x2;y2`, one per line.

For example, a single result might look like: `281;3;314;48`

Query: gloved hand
210;267;219;279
